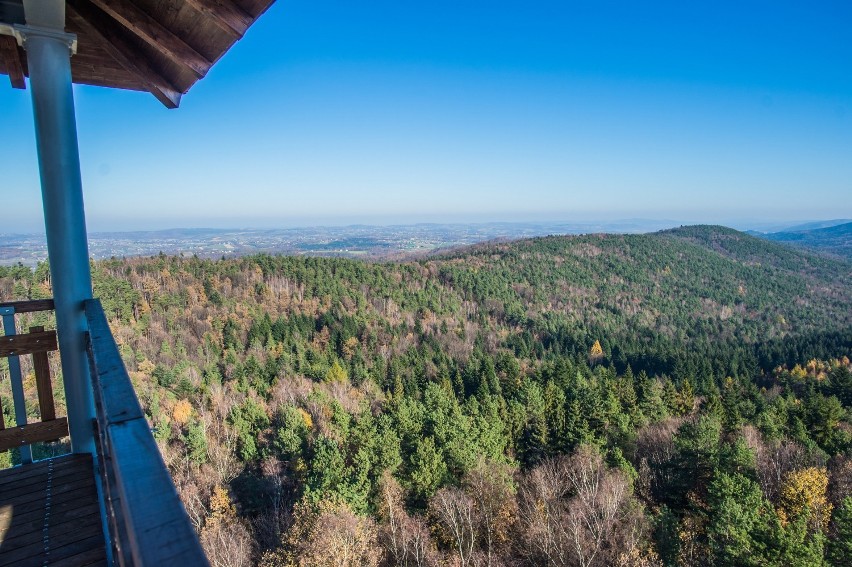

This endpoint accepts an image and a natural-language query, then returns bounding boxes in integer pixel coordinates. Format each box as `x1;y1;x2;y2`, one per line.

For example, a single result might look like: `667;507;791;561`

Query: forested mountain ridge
432;225;850;371
760;221;852;260
2;225;852;566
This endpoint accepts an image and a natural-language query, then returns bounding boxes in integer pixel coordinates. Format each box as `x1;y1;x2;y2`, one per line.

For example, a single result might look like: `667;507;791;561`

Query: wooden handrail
0;299;55;313
85;299;209;566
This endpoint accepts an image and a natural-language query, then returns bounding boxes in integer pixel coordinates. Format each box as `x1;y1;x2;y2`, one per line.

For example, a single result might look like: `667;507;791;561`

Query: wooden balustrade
0;299;69;455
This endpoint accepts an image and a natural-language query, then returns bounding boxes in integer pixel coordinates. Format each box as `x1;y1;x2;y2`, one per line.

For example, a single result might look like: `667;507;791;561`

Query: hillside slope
2;225;850;378
435;225;850;364
761;221;852;259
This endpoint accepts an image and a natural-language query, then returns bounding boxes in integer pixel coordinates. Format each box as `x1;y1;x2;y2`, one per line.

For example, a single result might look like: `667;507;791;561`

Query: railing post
0;307;33;463
17;0;96;455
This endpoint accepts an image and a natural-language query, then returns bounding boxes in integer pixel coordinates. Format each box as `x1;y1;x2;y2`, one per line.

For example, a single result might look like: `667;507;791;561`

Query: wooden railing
0;299;69;460
85;298;209;566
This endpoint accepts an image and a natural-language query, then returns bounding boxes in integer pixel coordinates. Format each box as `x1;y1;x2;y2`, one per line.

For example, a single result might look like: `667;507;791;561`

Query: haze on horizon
2;1;850;233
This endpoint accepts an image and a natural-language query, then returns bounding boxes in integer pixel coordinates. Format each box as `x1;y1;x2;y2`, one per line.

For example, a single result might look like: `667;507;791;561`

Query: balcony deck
0;453;106;567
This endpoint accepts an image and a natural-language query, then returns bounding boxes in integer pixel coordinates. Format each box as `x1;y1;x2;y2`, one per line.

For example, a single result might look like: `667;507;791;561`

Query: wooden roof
0;0;276;108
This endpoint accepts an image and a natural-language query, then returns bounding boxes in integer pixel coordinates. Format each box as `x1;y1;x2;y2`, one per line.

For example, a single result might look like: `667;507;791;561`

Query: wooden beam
0;299;54;313
183;0;253;38
30;326;57;422
0;418;69;451
0;34;25;89
88;0;213;78
0;329;58;358
67;1;181;109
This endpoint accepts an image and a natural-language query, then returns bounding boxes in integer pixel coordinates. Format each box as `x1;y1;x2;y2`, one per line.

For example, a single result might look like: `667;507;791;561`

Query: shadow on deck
0;453;106;566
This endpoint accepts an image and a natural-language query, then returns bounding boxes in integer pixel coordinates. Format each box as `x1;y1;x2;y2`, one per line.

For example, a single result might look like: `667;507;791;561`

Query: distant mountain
779;219;852;232
760;221;852;260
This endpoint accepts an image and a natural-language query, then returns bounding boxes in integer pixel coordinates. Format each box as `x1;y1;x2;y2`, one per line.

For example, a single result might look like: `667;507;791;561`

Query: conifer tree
828;496;852;566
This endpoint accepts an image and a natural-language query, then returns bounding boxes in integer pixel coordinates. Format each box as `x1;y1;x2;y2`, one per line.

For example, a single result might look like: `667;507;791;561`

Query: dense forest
2;225;852;566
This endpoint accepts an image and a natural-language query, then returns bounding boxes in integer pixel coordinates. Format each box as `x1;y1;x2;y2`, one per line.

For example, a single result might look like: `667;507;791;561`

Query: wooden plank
0;329;57;357
67;0;183;108
0;462;92;494
0;490;98;527
4;521;103;560
0;454;88;483
0;476;95;509
0;463;92;494
29;326;56;421
184;0;253;37
0;511;101;549
0;35;25;89
0;501;100;535
0;299;54;313
0;454;103;567
46;545;108;567
0;485;94;519
0;418;68;451
0;533;104;566
89;0;213;78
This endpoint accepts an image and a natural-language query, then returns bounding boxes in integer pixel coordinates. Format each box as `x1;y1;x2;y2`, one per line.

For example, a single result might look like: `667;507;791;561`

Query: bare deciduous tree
464;458;517;566
288;500;383;567
200;382;242;483
828;454;852;506
378;473;440;567
748;435;813;504
517;446;647;567
634;418;683;502
200;487;254;567
430;487;477;567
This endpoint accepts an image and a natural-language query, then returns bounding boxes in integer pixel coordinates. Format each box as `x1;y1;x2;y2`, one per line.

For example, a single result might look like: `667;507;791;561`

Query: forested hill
432;224;851;372
760;221;852;260
4;224;848;379
2;225;852;566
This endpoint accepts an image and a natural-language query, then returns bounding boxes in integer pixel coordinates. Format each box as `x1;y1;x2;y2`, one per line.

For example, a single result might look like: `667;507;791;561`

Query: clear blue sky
2;0;851;232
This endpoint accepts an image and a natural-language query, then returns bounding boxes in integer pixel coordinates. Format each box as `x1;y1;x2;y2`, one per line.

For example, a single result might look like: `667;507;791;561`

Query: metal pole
19;22;96;455
0;308;33;463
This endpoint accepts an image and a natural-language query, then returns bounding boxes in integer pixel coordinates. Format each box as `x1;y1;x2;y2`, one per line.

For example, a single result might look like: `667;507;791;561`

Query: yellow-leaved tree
324;361;348;383
172;399;193;426
201;484;253;567
589;340;604;363
778;467;832;532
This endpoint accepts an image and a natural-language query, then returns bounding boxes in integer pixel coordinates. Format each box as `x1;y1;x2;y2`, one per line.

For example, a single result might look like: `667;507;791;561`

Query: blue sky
2;0;851;232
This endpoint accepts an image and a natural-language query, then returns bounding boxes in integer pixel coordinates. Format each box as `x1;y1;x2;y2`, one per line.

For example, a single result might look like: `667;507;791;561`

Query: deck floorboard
0;454;106;567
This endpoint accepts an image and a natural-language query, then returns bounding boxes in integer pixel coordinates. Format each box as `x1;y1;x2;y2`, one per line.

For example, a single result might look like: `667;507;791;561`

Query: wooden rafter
89;0;213;78
0;34;25;89
184;0;252;38
67;0;182;108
